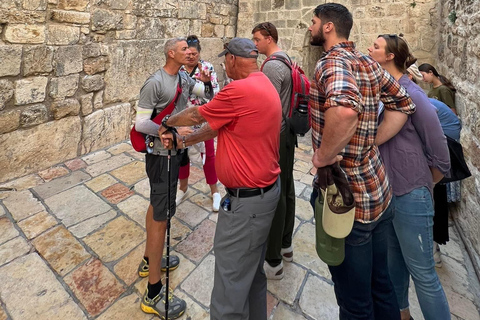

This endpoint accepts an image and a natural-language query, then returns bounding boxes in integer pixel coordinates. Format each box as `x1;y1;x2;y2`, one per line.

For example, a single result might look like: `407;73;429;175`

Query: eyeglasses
187;39;198;44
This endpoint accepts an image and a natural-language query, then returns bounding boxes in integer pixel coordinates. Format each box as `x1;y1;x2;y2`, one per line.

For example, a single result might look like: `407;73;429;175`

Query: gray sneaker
138;255;181;278
140;286;186;319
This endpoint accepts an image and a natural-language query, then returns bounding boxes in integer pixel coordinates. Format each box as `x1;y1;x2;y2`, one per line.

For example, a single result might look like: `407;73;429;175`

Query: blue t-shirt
429;98;461;141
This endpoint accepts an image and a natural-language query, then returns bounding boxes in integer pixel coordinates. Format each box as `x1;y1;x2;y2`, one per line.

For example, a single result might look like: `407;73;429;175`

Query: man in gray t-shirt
252;22;297;280
134;37;213;319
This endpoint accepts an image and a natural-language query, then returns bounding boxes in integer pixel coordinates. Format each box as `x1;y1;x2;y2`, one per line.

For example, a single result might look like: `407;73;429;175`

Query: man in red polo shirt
159;38;281;320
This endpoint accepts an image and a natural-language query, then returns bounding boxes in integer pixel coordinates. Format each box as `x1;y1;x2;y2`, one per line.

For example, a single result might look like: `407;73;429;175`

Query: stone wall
236;0;439;77
435;0;480;273
0;0;237;182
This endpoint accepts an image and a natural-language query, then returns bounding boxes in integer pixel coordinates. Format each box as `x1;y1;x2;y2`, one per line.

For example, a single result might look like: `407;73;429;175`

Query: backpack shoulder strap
260;53;293;71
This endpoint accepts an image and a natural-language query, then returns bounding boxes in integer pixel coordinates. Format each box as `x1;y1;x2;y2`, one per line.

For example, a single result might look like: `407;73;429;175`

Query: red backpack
261;54;311;136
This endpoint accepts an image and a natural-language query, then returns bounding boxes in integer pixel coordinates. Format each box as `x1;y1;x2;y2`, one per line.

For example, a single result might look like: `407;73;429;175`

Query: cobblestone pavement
0;140;479;320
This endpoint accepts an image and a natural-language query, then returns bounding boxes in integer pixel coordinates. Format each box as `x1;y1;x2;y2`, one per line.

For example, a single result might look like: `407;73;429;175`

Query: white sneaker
264;261;284;280
212;192;221;212
176;188;188;206
280;246;293;262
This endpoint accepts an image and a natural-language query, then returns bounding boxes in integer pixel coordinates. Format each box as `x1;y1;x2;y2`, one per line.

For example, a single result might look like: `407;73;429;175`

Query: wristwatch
161;115;172;130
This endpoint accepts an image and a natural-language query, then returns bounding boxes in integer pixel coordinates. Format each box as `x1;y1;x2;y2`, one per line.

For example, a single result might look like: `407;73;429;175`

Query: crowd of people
132;3;462;319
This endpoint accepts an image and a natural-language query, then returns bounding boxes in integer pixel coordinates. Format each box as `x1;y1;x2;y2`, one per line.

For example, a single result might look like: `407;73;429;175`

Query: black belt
226;182;275;198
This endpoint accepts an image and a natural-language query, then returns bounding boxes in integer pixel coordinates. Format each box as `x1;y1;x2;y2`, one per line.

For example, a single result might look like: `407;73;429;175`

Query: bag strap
151;74;182;124
260;54;293;121
188;65;198;78
260;53;293;71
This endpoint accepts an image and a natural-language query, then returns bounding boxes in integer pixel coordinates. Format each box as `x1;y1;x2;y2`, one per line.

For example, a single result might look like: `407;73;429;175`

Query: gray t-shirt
138;68;195;116
262;51;293;132
137;68;203;155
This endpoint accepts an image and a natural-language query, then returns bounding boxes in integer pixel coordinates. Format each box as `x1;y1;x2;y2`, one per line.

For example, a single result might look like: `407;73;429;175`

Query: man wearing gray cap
159;38;282;319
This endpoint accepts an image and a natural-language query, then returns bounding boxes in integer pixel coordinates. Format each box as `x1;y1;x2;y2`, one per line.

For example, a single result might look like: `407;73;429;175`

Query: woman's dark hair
252;22;279;43
314;3;353;39
379;33;416;73
418;63;456;91
186;35;201;52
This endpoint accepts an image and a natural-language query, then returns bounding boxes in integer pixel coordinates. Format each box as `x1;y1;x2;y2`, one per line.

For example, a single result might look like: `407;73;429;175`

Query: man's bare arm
312;107;358;168
168;106;206;127
184;124;217;147
161;123;218;150
376;110;408;146
158;106;207;137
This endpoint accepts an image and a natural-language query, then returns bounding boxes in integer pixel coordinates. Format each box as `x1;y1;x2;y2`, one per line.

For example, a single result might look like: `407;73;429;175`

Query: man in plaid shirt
308;3;416;319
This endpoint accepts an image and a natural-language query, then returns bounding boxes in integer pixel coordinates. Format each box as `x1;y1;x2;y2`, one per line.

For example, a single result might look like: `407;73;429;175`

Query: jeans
388;187;451;320
310;190;400;320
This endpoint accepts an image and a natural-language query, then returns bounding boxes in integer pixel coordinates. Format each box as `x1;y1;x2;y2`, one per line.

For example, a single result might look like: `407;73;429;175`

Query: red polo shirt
199;72;281;188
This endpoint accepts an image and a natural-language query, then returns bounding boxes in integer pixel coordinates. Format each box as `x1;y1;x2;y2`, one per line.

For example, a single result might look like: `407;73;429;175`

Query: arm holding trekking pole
158;106;217;149
161;123;217;150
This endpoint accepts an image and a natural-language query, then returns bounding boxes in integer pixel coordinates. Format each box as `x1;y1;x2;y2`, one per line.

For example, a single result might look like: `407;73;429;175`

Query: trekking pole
165;148;171;320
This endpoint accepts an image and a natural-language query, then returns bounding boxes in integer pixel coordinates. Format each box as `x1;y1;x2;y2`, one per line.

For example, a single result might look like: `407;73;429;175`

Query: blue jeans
387;187;450;320
310;190;400;320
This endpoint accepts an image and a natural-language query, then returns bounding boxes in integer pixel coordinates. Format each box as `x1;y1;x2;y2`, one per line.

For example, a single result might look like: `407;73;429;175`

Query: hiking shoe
138;258;149;278
264;261;284;280
281;246;293;262
138;255;181;278
176;189;189;206
141;287;186;319
212;192;221;212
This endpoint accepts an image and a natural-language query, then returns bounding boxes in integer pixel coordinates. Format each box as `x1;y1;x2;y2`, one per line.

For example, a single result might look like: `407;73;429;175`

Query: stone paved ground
0;140;479;320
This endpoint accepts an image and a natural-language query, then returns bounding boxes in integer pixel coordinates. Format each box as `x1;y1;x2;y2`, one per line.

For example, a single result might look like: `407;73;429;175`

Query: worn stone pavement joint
0;138;478;320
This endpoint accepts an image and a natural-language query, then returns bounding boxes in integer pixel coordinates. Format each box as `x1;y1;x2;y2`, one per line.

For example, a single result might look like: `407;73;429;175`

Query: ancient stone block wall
236;0;439;77
436;0;480;271
0;0;237;182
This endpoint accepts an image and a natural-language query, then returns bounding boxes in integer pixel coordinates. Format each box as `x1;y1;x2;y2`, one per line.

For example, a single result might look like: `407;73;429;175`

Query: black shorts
145;153;182;221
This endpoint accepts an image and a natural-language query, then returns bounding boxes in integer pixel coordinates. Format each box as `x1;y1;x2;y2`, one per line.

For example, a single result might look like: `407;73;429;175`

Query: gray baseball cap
218;38;258;59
